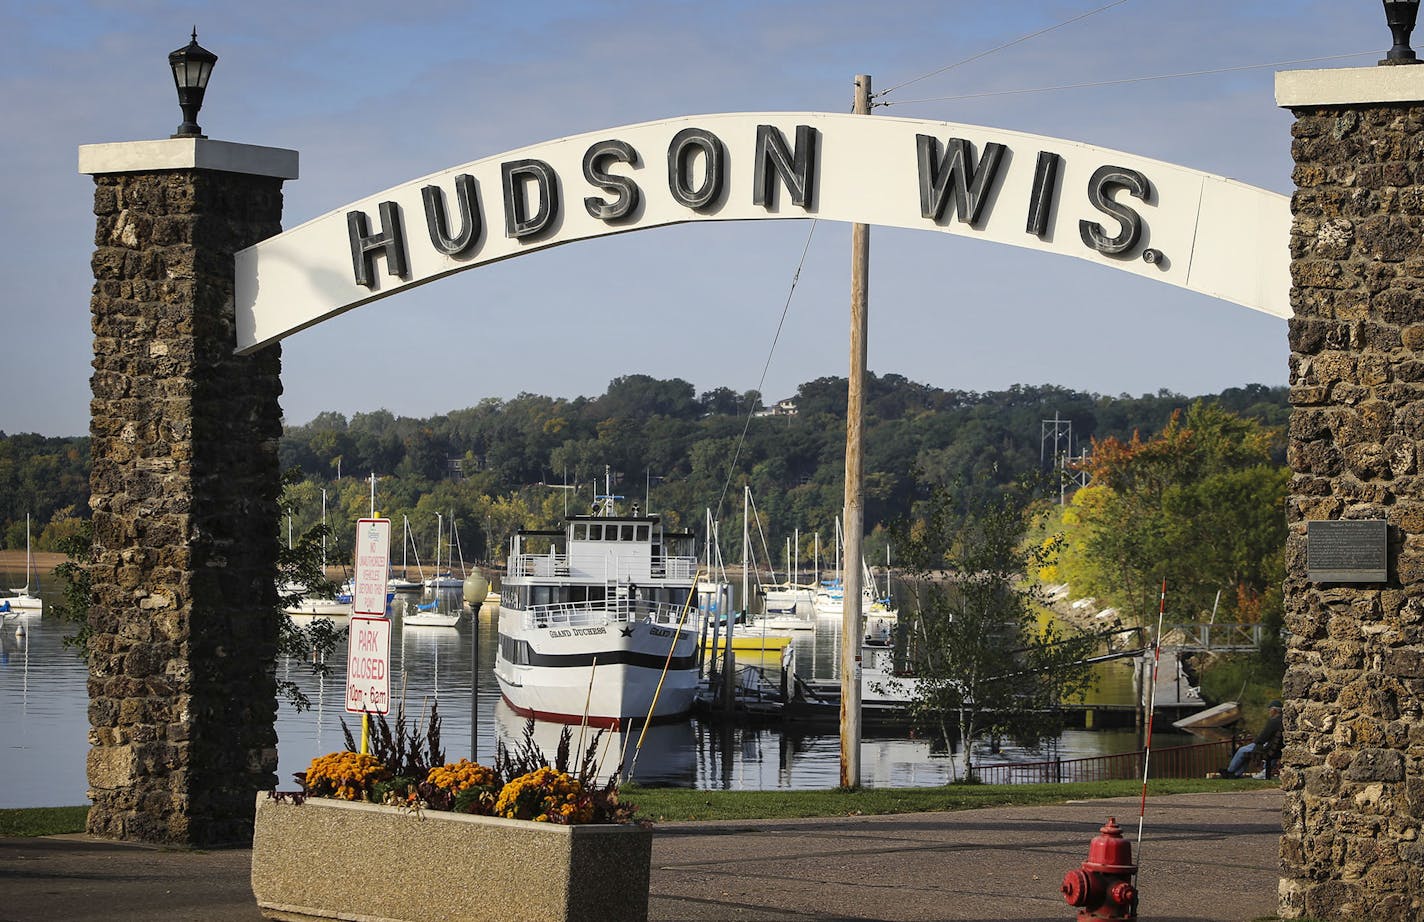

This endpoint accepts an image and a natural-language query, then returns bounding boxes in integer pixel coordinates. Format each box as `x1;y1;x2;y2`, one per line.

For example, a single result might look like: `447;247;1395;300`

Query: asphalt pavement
0;788;1283;922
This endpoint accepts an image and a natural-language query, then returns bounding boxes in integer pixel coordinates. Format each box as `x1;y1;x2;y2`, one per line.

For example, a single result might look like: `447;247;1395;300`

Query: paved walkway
0;789;1282;922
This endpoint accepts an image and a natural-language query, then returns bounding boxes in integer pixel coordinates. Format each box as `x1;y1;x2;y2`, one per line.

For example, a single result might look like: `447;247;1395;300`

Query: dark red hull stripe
500;695;691;727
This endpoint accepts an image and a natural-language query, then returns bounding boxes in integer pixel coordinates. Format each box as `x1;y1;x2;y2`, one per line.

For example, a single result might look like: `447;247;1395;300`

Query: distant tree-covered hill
0;375;1287;556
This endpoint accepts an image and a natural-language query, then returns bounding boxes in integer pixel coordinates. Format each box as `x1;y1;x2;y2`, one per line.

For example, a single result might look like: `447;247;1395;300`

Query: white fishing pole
1135;579;1167;881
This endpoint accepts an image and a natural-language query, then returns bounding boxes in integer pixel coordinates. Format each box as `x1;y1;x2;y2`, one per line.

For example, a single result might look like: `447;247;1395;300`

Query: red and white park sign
345;615;391;715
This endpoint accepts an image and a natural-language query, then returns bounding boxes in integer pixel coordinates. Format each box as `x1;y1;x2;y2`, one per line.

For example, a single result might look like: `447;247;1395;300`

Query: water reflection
1;573;1195;808
492;700;698;787
0;595;89;808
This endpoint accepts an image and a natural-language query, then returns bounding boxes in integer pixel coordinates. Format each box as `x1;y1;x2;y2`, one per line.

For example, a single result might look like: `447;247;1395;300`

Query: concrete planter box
251;794;651;922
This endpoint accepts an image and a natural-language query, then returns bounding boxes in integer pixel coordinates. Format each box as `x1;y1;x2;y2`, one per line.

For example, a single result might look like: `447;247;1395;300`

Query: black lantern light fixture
1382;1;1422;65
169;28;218;137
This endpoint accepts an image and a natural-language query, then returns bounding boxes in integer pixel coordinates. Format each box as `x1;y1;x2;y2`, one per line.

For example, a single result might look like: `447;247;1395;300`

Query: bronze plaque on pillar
1306;520;1387;582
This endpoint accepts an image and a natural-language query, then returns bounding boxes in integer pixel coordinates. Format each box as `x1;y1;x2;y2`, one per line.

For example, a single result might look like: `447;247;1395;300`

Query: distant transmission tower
1041;412;1073;505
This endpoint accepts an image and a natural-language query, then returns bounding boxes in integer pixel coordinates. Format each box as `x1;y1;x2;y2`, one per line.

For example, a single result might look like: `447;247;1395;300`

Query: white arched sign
234;111;1289;354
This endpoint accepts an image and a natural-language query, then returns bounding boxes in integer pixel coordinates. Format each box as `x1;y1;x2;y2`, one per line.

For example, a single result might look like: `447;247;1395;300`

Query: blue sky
0;2;1389;436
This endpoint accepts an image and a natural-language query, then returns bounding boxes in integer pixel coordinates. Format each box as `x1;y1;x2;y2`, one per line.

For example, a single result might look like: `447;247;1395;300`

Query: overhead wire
875;0;1132;99
712;219;820;524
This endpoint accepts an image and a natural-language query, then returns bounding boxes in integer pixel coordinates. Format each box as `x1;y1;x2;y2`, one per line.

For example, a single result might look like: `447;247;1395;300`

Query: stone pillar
1278;67;1424;919
79;139;298;846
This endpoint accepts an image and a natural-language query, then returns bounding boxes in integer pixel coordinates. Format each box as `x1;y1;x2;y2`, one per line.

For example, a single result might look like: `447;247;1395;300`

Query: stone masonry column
1278;67;1424;919
78;139;297;846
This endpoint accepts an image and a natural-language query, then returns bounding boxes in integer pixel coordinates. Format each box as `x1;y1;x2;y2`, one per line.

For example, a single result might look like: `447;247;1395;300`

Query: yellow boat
703;632;793;652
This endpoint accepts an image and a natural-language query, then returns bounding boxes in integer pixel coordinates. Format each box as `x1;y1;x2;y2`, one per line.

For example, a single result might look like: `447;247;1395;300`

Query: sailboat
388;515;425;591
813;518;897;619
760;530;815;616
3;514;43;613
402;594;462;627
282;489;351;623
424;513;466;589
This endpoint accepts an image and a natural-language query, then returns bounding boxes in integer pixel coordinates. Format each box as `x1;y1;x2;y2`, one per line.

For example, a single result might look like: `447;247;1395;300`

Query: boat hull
403;610;461;627
495;610;698;727
283;598;352;622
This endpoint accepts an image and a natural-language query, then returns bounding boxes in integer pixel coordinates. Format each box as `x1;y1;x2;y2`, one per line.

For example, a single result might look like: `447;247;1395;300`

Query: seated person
1224;700;1283;778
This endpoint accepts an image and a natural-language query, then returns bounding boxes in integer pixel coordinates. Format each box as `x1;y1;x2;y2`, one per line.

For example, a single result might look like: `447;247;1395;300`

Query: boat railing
509;554;573;578
652;556;698;580
521;598;691;630
509;553;699;581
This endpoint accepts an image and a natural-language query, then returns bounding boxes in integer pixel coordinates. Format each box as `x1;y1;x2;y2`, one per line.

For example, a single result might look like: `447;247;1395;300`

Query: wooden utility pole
841;73;871;789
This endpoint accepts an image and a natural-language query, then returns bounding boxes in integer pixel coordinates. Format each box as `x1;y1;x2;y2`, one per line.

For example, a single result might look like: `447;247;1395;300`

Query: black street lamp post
1382;1;1422;65
169;28;218;137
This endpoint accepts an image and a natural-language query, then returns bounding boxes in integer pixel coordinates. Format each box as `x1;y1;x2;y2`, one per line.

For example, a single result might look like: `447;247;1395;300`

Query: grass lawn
622;777;1274;822
0;806;89;837
0;778;1275;835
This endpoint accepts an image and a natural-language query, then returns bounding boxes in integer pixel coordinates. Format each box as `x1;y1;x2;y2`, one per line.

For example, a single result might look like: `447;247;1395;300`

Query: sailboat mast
741;486;749;616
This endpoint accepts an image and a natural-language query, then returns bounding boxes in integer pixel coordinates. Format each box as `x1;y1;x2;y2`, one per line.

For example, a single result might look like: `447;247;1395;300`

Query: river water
0;574;1193;808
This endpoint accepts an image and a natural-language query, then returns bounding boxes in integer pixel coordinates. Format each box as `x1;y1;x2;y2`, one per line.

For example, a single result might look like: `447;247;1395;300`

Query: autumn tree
1055;401;1287;629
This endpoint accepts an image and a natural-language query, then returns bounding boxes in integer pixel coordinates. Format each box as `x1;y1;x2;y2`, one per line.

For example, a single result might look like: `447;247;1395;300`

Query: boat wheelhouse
494;500;700;727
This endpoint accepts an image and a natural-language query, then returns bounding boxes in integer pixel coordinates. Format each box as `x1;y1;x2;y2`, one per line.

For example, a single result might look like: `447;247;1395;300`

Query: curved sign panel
235;112;1289;354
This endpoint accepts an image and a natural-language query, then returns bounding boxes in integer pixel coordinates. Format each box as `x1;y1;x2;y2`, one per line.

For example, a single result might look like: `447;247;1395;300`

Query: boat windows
498;634;532;665
635;525;649;541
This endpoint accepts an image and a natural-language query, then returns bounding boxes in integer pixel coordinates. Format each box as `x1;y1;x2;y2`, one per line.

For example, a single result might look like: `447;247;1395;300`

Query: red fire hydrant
1061;817;1138;921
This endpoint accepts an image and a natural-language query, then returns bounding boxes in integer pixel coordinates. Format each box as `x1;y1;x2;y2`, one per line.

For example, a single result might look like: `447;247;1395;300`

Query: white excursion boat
494;489;701;727
4;514;43;613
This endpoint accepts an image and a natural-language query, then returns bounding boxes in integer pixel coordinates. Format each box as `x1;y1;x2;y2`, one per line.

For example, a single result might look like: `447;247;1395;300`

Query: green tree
892;478;1097;781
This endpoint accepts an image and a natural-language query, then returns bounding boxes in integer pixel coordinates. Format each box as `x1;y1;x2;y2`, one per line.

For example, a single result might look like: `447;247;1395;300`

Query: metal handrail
508;553;699;580
974;738;1235;785
518;597;688;630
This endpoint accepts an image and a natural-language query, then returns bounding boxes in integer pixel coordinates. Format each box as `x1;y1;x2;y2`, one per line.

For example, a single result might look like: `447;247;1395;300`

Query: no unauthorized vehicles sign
353;517;392;616
345;615;390;715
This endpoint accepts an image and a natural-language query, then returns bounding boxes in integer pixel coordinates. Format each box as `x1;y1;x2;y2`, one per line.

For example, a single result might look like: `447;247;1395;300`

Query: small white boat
403;602;461;627
5;514;43;612
760;528;815;614
863;616;895;646
388;515;426;591
283;597;352;622
423;512;467;589
1172;700;1241;732
755;606;816;631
